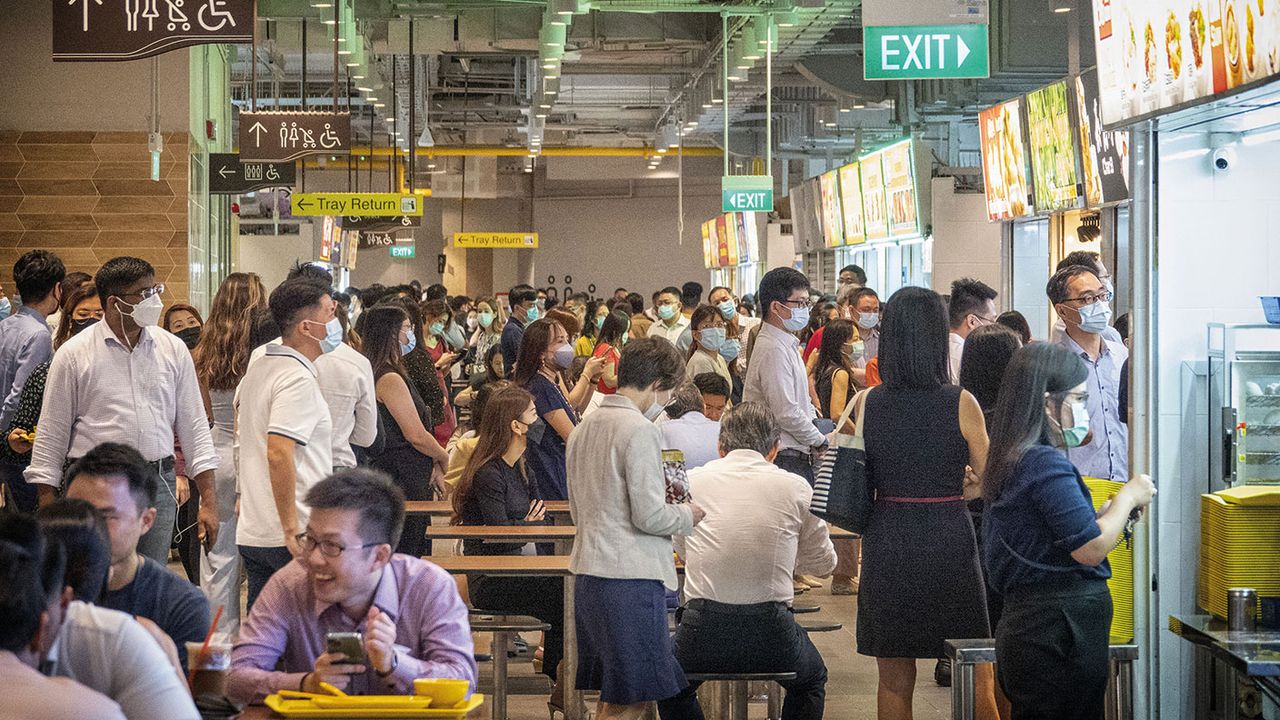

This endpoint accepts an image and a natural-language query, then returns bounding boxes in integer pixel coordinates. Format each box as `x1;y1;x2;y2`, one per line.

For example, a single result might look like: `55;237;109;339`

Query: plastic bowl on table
412;678;470;707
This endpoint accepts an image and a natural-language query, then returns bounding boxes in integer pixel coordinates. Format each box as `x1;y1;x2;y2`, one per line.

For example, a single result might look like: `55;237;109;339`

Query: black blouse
458;456;543;556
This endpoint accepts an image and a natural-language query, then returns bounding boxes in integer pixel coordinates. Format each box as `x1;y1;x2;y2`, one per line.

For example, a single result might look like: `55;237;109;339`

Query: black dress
856;384;990;658
371;369;435;558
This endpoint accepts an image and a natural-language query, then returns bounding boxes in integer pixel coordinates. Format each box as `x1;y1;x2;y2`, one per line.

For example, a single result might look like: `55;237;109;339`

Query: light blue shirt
658;411;722;470
0;305;52;428
1056;331;1129;483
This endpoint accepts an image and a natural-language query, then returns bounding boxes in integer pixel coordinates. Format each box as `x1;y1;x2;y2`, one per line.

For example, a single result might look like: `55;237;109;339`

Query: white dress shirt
25;321;218;489
647;314;692;348
949;331;966;384
251;339;378;468
235;344;333;547
47;601;200;720
677;449;836;604
658;411;721;470
743;323;825;451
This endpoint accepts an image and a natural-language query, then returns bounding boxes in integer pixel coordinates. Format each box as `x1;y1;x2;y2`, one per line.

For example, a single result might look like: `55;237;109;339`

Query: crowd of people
0;248;1151;720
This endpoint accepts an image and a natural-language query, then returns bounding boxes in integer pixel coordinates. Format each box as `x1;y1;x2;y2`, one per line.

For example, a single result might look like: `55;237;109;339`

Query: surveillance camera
1212;146;1236;173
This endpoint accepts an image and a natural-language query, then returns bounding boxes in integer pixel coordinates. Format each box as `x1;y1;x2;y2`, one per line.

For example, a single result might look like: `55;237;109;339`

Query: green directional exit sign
389;245;416;259
722;175;773;213
864;24;989;80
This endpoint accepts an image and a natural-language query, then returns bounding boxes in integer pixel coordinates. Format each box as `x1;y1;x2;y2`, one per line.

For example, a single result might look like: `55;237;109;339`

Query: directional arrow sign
340;215;422;233
864;24;989;80
722;175;774;213
208;153;296;195
239;111;351;163
291;193;424;218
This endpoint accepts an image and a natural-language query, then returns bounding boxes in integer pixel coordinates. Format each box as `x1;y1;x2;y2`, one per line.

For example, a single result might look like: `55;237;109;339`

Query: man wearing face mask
647;286;691;350
1;251;65;512
947;278;1000;385
233;279;336;610
1050;251;1124;345
25;257;219;568
1047;266;1129;483
501;285;539;373
744;267;827;487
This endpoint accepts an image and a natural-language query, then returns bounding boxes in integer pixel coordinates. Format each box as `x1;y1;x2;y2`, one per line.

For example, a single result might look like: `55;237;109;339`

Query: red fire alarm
206;120;217;142
231;202;240;214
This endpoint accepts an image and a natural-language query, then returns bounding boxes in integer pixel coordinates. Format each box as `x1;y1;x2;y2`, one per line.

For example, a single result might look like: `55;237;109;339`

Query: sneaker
800;575;826;589
792;579;810;594
830;576;858;595
934;658;952;687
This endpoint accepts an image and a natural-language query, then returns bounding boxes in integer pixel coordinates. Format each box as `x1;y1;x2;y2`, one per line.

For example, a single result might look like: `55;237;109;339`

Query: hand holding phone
326;632;367;665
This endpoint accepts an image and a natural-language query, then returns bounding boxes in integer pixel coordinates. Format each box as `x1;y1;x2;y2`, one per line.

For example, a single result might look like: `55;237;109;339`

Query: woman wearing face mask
3;282;103;466
592;309;631;395
813;319;864;596
452;384;566;710
161;301;207;582
708;287;747;405
575;300;608;358
357;305;450;558
685;305;733;395
163;303;204;351
512;319;606;500
407;299;458;447
982;343;1154;720
466;297;505;386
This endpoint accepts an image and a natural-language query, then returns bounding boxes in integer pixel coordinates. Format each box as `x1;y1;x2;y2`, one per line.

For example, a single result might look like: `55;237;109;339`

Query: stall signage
340;215;421;233
54;0;253;61
862;0;988;26
818;171;843;248
880;140;922;238
291;193;422;217
208;153;295;195
239;111;351;163
1026;81;1082;212
864;24;989;80
838;162;866;245
390;245;416;259
1074;69;1131;205
721;175;773;212
453;232;540;249
978;98;1033;221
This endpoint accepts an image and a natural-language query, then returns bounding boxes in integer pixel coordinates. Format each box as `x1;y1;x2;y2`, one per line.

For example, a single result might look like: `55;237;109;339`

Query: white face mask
644;388;673;421
118;293;163;328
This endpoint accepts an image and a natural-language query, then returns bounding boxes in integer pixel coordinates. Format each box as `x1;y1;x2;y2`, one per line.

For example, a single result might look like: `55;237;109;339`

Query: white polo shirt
235;344;333;548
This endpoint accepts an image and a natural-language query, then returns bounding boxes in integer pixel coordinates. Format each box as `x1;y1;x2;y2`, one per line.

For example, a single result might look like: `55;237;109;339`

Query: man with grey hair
660;402;835;720
658;381;720;470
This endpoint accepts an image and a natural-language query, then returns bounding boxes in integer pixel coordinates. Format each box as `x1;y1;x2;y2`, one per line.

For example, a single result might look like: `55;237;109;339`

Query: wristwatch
376;649;399;678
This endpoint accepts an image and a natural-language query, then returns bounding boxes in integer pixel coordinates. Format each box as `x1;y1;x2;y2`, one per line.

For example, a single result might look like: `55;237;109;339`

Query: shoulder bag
810;387;874;534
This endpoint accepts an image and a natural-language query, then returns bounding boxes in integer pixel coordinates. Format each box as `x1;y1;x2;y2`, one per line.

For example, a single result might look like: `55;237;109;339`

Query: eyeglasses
971;313;998;326
1063;291;1113;307
121;283;165;300
73;310;105;320
295;532;382;558
779;298;813;310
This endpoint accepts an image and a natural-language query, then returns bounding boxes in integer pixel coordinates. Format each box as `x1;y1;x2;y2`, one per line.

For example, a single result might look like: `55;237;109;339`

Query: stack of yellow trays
1083;477;1135;644
1198;487;1280;620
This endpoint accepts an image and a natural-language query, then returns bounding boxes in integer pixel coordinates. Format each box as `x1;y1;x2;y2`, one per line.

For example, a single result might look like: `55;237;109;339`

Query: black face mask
69;317;99;334
175;326;202;350
523;418;547;445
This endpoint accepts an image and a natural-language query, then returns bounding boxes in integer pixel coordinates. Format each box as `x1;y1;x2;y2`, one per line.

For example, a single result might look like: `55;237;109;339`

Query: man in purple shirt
227;469;476;703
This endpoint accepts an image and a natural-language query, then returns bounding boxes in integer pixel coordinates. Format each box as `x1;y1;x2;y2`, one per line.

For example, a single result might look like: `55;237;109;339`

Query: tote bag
810;387;874;534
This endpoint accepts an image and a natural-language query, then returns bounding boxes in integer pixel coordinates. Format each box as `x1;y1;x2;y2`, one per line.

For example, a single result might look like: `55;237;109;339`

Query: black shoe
934;658;952;687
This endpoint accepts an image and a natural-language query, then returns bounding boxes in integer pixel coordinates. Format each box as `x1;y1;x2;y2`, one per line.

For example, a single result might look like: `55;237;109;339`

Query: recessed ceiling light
1053;6;1071;11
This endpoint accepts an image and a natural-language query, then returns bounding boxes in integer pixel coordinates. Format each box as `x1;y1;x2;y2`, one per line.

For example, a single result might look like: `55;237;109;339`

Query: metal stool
944;639;1138;720
761;622;843;718
790;604;821;615
685;672;798;720
470;612;550;720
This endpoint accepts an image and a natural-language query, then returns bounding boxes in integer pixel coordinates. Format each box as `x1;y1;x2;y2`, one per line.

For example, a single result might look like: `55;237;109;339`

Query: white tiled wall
1154;129;1280;719
929;177;1004;301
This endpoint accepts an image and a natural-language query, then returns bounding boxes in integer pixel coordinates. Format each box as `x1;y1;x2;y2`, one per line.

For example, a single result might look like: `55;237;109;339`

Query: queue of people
0;248;1150;720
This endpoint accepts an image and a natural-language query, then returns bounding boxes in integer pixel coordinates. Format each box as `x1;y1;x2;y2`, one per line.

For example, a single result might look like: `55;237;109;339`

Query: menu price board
701;220;716;269
838;162;866;245
860;155;890;241
818;171;844;248
1026;81;1083;212
880;141;922;237
1092;0;1280;126
978;99;1033;221
1075;68;1132;204
701;213;758;269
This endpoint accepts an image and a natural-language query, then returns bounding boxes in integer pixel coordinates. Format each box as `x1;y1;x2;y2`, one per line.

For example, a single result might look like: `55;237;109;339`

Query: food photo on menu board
1074;68;1132;204
882;141;920;237
1026;81;1082;212
819;171;844;248
860;154;890;241
978;99;1033;221
715;214;730;267
734;213;754;263
1092;0;1280;125
838;162;866;245
724;212;740;266
701;221;715;269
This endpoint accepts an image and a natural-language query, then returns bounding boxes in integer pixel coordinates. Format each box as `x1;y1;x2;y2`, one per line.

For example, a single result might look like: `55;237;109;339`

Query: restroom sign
54;0;253;61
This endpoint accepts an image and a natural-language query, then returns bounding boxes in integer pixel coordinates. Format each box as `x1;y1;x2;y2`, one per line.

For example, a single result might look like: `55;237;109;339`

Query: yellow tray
264;693;484;718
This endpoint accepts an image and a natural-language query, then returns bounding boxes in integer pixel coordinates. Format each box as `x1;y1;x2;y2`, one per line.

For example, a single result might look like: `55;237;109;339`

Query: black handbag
810;387;874;534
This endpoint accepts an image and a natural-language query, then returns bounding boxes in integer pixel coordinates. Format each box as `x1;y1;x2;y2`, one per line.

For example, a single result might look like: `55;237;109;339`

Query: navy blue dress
525;373;576;500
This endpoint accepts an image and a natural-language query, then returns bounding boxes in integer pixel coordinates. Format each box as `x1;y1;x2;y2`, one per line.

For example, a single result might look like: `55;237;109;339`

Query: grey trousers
136;465;179;564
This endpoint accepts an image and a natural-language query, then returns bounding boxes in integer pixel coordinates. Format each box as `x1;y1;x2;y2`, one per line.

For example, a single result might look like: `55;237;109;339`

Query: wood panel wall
0;130;189;306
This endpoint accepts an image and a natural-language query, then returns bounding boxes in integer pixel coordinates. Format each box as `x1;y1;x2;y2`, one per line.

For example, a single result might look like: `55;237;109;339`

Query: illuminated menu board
838;162;866;245
978;98;1033;221
859;153;890;241
1074;68;1132;204
734;213;755;263
1026;81;1082;212
715;215;730;267
1092;0;1280;125
818;170;843;248
880;140;921;238
701;220;715;269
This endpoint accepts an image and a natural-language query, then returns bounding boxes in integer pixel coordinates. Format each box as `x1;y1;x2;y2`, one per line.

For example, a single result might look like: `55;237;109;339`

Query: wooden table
427;525;578;542
406;500;571;516
431;555;573;575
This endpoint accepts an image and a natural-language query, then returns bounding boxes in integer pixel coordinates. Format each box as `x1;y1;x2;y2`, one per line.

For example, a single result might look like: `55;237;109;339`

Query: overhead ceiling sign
358;231;412;250
291;193;423;217
864;24;989;80
239;111;351;163
862;0;988;26
390;245;417;259
453;232;540;249
54;0;253;61
721;175;774;213
208;153;296;195
340;215;422;233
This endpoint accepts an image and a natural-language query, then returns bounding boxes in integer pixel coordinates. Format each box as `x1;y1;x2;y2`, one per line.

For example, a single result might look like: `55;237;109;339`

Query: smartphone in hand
326;632;366;665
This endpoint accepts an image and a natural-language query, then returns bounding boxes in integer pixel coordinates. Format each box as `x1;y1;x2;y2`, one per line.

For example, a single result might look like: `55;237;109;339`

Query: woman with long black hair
982;342;1153;719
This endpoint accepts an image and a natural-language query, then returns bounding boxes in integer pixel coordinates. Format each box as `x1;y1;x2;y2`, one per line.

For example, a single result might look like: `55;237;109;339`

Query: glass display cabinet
1208;324;1280;490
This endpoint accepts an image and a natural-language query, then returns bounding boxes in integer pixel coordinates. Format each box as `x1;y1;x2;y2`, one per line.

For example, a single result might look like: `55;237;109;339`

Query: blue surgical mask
718;338;740;361
595;315;606;331
526;306;540;323
717;300;737;321
310;317;343;354
848;340;866;362
551;343;574;369
401;331;417;355
478;311;495;328
1077;301;1112;335
429;321;445;337
698;327;726;352
0;297;10;320
1054;400;1091;448
657;304;678;321
781;305;809;333
857;312;879;330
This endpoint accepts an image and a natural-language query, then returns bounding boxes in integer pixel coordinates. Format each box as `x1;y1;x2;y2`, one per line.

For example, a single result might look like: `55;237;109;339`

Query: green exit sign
722;175;773;213
864;24;989;80
389;245;416;259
